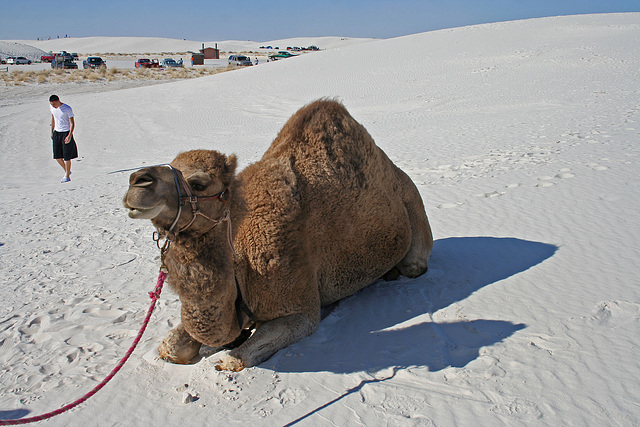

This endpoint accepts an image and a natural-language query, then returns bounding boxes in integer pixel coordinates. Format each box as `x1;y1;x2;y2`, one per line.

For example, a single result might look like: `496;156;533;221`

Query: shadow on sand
265;237;557;374
0;409;30;422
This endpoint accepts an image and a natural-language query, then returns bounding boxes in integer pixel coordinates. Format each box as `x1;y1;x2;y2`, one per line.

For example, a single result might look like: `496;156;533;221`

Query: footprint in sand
490;397;543;420
555;169;575;179
590;300;640;327
535;178;555;188
587;162;608;171
477;191;505;198
528;334;573;354
18;315;50;336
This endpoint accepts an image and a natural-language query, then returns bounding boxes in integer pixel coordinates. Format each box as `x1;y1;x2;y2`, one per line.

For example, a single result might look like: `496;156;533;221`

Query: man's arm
65;117;75;144
51;115;55;138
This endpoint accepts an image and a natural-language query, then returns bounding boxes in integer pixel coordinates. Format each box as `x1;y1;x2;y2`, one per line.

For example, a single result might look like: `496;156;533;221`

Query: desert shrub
87;71;101;81
134;68;148;78
14;72;27;83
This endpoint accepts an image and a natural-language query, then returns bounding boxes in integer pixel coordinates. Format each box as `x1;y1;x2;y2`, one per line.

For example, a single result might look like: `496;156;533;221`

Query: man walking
49;94;78;182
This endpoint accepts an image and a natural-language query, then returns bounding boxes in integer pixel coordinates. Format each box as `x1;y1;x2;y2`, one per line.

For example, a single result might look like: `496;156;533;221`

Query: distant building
191;53;204;65
200;43;220;60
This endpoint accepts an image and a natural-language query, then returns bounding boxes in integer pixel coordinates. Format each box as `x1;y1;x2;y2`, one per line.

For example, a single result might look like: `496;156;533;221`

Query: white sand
1;12;639;426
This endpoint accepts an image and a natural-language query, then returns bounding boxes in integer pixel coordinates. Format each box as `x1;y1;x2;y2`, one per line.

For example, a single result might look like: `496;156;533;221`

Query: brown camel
123;99;433;371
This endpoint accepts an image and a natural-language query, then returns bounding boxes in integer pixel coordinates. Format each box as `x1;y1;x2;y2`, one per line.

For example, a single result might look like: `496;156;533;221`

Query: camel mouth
126;203;164;219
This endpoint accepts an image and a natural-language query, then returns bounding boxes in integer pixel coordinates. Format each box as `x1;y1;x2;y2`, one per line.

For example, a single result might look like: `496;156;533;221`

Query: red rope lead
0;271;166;426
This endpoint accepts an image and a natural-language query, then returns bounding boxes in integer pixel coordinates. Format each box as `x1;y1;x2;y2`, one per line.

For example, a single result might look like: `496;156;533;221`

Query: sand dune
5;35;376;55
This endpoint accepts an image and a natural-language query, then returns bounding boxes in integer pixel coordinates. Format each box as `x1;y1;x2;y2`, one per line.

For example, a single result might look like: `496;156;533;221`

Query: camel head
123;150;237;235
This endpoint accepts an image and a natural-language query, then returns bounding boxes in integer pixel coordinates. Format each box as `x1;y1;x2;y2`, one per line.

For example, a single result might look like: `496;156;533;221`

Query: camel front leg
215;313;318;371
158;323;202;364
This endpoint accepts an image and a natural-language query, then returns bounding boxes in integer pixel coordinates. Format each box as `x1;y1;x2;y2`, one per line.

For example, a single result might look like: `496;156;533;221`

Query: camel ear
225;154;237;175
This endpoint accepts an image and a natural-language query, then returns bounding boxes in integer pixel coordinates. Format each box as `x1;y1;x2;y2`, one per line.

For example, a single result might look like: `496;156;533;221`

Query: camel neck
165;225;236;297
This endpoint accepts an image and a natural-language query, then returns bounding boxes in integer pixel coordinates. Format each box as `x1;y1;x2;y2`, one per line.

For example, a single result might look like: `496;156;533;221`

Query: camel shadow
264;237;557;374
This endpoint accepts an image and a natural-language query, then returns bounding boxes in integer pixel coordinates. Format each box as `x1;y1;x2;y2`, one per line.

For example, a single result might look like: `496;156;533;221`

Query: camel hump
262;99;380;191
264;99;375;161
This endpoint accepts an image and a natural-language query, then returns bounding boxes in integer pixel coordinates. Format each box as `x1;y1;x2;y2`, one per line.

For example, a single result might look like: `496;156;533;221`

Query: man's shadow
264;237;557;373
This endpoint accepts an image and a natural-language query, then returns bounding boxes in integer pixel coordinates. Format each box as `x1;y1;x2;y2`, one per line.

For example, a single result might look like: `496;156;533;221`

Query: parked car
41;54;55;63
14;57;32;65
135;58;159;68
6;57;16;64
161;58;181;68
83;56;106;69
51;55;78;69
268;51;298;61
228;55;252;66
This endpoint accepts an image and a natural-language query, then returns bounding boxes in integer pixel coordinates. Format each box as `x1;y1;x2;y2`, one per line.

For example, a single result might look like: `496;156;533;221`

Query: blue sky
2;0;639;41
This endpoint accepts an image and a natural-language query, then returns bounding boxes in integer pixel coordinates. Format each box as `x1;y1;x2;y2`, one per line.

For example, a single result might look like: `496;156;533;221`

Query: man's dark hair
49;95;59;102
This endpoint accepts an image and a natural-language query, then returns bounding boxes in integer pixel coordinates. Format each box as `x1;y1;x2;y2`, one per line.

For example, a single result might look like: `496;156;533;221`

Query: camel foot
158;324;202;364
399;261;428;278
215;353;245;372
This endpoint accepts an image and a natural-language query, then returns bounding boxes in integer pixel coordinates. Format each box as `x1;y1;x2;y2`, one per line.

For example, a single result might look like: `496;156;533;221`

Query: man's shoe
61;176;71;183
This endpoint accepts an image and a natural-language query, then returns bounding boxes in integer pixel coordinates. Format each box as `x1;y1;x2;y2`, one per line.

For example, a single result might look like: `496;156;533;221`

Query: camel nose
130;170;155;187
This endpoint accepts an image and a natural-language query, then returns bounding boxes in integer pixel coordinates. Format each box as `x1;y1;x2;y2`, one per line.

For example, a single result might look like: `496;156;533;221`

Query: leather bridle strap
167;165;185;234
166;165;228;234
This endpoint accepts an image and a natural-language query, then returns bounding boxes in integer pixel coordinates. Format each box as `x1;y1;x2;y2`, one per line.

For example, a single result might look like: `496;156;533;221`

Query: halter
166;164;230;235
154;164;236;258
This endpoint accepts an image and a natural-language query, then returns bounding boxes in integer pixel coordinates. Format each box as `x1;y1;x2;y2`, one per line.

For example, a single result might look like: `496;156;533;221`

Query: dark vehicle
228;55;252;66
51;54;78;69
268;51;298;61
83;56;106;69
161;58;181;68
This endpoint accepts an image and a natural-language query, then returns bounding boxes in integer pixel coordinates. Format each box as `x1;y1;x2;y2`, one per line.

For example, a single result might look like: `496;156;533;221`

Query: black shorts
52;131;78;161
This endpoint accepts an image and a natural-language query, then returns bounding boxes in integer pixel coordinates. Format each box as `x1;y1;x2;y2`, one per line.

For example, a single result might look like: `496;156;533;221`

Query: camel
122;99;433;371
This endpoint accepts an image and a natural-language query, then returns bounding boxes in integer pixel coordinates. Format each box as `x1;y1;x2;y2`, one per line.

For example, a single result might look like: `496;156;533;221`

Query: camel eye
191;183;207;192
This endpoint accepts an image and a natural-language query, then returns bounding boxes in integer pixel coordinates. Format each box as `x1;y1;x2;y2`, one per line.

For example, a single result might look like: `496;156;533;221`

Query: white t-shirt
50;103;74;132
